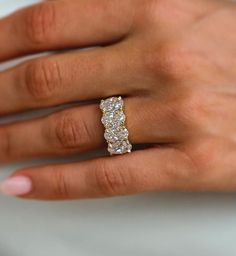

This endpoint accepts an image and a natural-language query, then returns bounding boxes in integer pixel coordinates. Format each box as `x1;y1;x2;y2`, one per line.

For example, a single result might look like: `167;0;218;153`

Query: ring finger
0;97;182;163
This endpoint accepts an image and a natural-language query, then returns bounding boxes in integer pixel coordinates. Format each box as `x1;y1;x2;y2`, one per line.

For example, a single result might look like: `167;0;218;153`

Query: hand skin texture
0;0;236;200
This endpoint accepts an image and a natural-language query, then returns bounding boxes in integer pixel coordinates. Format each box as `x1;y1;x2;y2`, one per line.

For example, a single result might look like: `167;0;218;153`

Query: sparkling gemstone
101;111;125;128
108;140;132;155
104;128;129;142
100;97;124;112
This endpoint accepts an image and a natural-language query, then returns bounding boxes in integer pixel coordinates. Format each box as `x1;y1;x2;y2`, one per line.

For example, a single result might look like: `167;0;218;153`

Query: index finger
0;0;135;61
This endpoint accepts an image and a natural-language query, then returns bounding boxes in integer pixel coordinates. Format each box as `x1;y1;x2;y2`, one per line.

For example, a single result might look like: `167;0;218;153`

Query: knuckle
169;141;220;187
24;3;57;45
162;148;204;185
190;140;219;171
0;128;12;161
177;91;206;128
51;168;70;199
25;59;62;100
139;0;191;29
136;0;163;25
145;42;193;81
54;112;91;149
94;161;129;196
148;0;179;23
179;151;201;181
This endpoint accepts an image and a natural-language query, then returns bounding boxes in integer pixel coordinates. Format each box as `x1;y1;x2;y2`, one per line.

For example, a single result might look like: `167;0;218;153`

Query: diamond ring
100;96;132;155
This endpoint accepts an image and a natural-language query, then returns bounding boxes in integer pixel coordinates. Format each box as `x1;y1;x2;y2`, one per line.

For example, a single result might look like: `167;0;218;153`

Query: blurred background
0;1;236;255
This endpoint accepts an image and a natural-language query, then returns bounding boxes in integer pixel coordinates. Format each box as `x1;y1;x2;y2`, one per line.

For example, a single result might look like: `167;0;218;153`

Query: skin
0;0;236;200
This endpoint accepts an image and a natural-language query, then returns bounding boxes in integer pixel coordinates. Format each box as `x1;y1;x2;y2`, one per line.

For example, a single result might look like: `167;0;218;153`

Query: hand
0;0;236;200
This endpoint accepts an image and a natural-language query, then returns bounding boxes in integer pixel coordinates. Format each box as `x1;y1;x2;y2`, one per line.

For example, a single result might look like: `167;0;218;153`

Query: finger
0;44;141;114
0;97;181;163
0;104;104;163
0;0;134;60
0;147;195;200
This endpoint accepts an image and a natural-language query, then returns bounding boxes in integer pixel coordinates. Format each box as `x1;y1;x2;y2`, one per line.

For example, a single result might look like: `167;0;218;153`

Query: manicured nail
0;176;32;196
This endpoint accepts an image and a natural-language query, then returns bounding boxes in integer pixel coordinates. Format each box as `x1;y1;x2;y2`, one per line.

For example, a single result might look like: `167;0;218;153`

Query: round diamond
101;111;125;128
108;140;132;155
100;97;124;112
104;128;129;142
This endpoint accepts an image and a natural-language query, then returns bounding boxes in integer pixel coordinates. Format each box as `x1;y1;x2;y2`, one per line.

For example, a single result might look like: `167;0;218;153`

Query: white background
0;1;236;255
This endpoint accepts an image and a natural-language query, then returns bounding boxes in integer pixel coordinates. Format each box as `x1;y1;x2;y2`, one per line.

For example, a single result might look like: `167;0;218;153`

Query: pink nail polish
0;176;32;196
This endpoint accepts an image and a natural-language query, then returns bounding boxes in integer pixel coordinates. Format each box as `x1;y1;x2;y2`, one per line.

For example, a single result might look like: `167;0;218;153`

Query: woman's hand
0;0;236;200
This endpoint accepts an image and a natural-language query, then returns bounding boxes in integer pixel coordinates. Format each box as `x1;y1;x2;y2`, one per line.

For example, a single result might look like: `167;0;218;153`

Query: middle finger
0;44;142;115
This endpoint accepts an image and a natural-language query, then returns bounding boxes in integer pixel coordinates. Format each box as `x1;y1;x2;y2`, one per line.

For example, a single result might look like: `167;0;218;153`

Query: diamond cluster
100;96;132;155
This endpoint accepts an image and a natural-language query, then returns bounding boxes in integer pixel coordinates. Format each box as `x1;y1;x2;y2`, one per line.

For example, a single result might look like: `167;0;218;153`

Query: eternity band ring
100;96;132;155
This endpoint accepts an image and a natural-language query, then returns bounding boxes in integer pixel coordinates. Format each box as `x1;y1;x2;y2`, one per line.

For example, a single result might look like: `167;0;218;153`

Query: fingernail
0;176;32;196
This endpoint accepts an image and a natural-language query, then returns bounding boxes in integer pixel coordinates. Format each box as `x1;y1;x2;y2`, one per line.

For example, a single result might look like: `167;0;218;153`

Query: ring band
100;96;132;155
